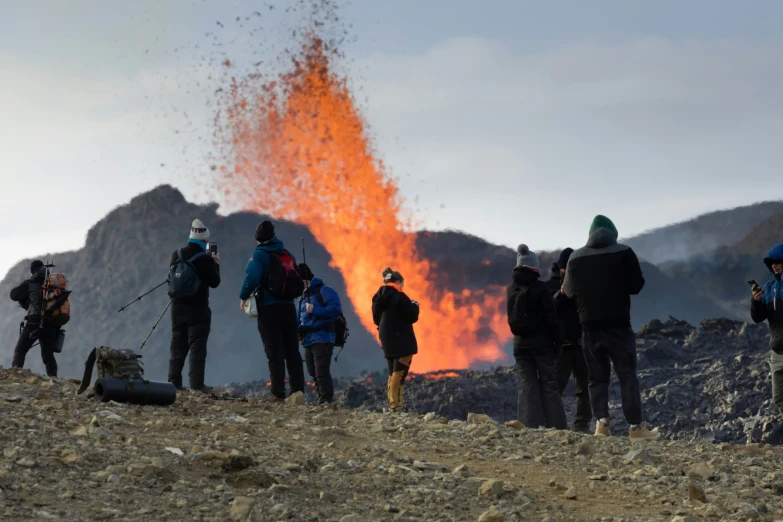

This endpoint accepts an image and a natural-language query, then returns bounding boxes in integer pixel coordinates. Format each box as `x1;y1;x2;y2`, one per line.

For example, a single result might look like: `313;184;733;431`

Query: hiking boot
594;420;611;438
574;424;592;435
629;424;660;441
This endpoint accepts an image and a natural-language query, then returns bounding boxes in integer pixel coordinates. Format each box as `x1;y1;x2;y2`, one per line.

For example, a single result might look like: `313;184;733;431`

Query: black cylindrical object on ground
94;378;176;405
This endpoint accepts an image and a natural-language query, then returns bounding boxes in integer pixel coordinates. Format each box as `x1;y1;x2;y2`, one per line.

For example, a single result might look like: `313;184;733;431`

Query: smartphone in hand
748;280;762;293
209;242;218;255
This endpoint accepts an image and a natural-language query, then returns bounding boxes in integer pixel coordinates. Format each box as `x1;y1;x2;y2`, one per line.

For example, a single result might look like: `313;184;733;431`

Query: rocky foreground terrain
4;368;783;521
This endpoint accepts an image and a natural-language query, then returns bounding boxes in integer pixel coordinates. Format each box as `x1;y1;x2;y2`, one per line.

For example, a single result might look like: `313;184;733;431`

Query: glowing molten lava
217;36;511;372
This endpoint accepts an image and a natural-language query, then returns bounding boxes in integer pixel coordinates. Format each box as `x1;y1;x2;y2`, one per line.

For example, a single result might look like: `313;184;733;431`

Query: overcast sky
1;0;782;279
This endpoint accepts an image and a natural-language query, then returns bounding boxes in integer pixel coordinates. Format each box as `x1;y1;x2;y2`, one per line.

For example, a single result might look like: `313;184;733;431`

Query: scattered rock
687;462;714;479
230;496;256;520
467;413;497;425
478;506;505;522
564;487;578;500
3;396;21;403
576;441;595;456
16;458;35;468
320;491;337;503
452;464;473;477
285;391;305;407
504;420;525;431
413;460;446;471
338;516;362;522
625;449;656;464
478;479;506;497
688;482;708;503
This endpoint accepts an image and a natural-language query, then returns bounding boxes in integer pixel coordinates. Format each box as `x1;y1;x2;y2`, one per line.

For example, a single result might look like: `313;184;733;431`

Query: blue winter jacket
751;243;783;353
238;238;297;306
298;278;343;347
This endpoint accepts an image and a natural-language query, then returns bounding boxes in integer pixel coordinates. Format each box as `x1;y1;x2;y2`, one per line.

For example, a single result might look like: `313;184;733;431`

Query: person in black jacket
751;243;783;413
563;215;658;440
372;268;419;413
168;219;221;391
546;248;592;433
508;245;567;430
10;260;59;376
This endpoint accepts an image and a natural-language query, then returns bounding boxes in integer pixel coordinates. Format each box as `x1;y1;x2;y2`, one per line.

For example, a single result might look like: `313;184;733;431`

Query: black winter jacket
545;266;582;347
169;242;221;306
751;292;783;353
10;267;46;322
507;266;562;356
563;228;645;331
372;283;419;359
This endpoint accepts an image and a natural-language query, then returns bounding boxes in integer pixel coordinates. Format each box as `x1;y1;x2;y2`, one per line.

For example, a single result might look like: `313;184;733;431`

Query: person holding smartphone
168;219;221;392
751;244;783;413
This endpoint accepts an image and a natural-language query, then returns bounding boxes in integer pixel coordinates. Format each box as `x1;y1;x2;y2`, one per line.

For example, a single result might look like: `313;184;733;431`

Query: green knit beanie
589;215;618;236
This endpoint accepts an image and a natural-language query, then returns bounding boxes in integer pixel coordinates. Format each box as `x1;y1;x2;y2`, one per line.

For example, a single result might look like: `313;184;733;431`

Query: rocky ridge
5;369;783;521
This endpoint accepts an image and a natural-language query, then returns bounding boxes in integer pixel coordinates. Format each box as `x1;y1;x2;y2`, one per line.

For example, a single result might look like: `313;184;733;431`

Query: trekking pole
39;261;54;335
139;301;171;350
334;346;345;362
301;238;306;264
118;280;169;313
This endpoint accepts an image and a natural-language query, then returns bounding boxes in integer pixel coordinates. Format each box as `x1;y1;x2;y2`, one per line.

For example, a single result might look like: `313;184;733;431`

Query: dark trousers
305;343;334;404
169;303;211;389
12;322;58;377
583;328;642;425
258;303;304;399
770;351;783;413
515;347;567;429
556;345;592;430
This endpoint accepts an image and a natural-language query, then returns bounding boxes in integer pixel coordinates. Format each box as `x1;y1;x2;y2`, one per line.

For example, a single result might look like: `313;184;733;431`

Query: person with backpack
751;244;783;413
239;220;305;401
372;268;420;413
9;260;60;377
545;248;592;433
168;219;221;392
507;245;567;430
296;263;343;404
563;215;659;440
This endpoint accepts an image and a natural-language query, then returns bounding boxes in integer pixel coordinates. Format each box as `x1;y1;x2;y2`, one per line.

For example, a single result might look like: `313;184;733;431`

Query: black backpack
267;250;305;300
508;285;540;336
315;287;349;347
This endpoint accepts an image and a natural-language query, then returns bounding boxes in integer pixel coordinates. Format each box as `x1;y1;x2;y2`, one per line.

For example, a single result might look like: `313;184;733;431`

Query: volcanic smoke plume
215;33;511;372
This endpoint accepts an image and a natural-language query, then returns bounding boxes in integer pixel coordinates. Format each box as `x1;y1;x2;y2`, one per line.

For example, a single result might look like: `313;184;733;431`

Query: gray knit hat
189;219;210;241
516;244;540;269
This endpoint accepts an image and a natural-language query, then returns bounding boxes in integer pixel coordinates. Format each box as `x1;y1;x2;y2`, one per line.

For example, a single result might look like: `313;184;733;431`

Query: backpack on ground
314;287;350;347
168;249;208;298
267;250;305;300
77;346;145;394
508;286;540;336
42;271;71;328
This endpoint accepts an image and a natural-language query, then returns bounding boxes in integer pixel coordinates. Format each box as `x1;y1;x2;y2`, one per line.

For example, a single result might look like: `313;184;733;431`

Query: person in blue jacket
751;243;783;413
297;263;343;404
239;220;304;400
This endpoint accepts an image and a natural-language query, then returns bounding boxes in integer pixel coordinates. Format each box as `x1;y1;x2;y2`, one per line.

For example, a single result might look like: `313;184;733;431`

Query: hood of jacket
255;237;286;255
304;277;325;296
764;244;783;272
512;266;540;286
586;227;619;249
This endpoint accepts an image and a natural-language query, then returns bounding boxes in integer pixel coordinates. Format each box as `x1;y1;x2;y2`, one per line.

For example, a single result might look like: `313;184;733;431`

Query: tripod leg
140;301;172;350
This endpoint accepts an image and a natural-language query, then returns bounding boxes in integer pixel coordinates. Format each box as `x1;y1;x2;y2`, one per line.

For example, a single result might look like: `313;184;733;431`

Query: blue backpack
168;249;208;298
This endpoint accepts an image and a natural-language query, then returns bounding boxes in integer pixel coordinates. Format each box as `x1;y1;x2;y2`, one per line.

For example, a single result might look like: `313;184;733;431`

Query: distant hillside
736;207;783;257
0;186;731;382
623;201;783;264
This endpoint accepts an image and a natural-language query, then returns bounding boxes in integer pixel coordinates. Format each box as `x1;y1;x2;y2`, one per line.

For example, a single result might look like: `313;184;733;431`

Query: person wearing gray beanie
516;244;540;273
507;245;566;430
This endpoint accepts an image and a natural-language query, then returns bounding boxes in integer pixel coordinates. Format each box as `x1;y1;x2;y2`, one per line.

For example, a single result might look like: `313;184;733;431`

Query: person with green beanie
563;215;660;441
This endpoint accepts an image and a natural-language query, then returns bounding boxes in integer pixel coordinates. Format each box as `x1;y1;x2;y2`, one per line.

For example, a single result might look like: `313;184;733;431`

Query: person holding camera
751;244;783;413
168;219;221;392
372;268;419;413
9;260;59;377
297;263;343;404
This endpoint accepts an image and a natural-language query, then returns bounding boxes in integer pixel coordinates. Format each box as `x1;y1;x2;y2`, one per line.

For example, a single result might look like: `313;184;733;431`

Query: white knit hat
189;219;210;241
